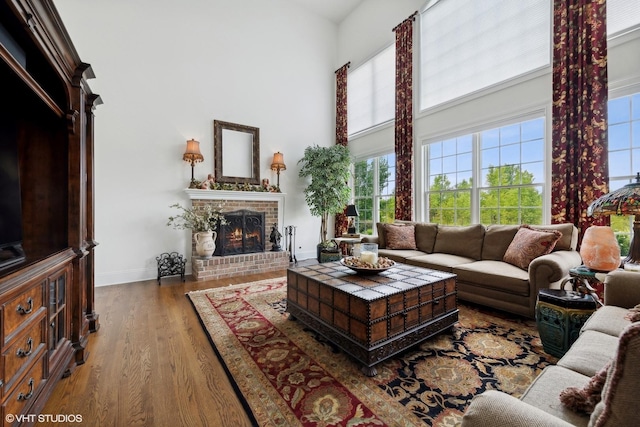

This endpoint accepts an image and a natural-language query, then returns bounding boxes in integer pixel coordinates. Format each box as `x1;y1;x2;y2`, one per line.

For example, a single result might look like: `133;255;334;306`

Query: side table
333;237;362;256
560;265;605;306
535;288;598;358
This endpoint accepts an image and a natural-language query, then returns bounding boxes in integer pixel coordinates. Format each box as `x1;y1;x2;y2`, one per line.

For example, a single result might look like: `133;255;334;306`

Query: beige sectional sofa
362;222;583;318
461;269;640;426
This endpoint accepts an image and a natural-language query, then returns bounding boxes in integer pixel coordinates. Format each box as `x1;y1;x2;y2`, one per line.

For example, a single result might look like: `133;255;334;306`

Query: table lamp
183;139;204;188
270;152;286;188
345;204;359;234
587;172;640;267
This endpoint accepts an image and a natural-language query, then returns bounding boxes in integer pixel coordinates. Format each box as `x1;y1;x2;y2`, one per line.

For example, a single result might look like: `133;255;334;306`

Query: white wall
53;0;339;285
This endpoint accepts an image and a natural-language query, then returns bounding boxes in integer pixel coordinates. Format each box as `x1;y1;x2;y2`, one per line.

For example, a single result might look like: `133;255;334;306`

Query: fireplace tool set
285;225;297;264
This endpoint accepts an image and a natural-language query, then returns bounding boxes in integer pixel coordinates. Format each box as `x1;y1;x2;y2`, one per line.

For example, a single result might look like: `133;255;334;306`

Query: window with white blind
419;0;551;110
348;44;395;136
608;0;640;36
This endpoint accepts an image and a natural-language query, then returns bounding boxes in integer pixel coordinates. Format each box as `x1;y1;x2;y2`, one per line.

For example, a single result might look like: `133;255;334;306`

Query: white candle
360;251;378;265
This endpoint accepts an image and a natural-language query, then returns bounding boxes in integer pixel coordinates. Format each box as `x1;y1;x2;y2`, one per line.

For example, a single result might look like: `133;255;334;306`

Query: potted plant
167;203;227;258
298;144;351;262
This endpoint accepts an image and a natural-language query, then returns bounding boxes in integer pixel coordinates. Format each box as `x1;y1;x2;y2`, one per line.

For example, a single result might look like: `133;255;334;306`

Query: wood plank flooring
36;270;286;427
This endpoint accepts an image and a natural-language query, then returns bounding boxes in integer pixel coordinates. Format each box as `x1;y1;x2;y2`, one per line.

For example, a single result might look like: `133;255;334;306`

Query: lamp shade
588;173;640;216
183;139;203;163
271;152;286;171
345;204;359;217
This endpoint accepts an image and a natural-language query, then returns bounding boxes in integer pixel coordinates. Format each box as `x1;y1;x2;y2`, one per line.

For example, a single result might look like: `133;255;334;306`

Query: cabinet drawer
2;354;45;427
3;284;45;345
2;317;46;398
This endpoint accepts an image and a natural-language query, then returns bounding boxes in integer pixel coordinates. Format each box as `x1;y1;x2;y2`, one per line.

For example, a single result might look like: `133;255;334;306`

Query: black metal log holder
156;252;186;284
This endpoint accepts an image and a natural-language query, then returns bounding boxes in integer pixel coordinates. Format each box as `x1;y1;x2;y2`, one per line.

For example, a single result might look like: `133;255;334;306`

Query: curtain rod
334;62;351;74
392;11;418;32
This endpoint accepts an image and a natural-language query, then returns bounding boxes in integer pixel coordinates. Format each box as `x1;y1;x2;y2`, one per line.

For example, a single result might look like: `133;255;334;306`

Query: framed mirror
213;120;260;185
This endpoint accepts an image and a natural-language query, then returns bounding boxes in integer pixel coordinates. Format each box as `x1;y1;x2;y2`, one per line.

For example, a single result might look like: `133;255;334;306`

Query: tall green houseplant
298;144;351;246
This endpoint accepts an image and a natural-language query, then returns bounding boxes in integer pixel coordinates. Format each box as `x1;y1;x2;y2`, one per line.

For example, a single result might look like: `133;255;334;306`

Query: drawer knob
17;378;34;401
16;337;33;358
16;297;33;315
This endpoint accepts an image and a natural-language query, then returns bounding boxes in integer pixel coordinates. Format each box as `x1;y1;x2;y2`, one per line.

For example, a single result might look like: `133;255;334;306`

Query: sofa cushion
433;224;485;260
580;305;632;337
519;365;591;426
415;223;438;253
384;223;417;250
503;225;561;270
589;322;640;427
453;260;530;296
557;330;618;377
559;362;609;414
482;224;519;260
376;223;388;248
530;223;577;251
378;248;426;263
404;253;475;272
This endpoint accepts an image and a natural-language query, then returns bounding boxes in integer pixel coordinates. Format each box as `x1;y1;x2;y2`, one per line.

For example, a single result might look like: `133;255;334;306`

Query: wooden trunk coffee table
286;261;458;376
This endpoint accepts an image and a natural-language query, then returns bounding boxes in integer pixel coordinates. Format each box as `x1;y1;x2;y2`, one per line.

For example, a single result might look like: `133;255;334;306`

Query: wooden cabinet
0;0;100;423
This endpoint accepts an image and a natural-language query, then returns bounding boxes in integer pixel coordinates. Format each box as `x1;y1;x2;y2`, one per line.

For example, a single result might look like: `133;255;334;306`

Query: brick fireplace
185;189;289;280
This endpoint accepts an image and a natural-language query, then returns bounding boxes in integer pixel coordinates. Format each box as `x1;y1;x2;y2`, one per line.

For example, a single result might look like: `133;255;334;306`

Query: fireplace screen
215;210;265;256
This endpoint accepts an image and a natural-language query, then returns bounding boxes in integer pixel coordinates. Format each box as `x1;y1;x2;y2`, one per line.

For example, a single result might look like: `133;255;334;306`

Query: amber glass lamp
270;152;286;187
183;139;204;188
588;173;640;266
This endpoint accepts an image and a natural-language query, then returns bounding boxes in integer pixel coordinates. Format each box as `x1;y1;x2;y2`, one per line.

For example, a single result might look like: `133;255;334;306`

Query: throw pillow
589;322;640;426
502;225;562;270
559;361;609;414
625;304;640;322
384;224;417;250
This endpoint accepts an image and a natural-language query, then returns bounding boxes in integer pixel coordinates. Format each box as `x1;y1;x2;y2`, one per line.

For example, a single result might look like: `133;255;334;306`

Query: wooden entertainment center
0;0;99;422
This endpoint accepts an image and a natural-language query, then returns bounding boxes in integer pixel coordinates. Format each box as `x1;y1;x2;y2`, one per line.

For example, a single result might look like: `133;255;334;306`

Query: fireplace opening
215;210;265;256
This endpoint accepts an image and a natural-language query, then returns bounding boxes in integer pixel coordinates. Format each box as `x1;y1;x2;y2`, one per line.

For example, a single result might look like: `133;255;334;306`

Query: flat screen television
0;122;26;270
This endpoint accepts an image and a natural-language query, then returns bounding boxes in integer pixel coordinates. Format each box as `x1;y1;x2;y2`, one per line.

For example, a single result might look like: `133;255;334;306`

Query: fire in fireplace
215;210;265;256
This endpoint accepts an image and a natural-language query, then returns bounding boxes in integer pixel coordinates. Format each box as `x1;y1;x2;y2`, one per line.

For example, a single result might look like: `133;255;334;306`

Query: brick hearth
185;189;288;280
191;251;289;280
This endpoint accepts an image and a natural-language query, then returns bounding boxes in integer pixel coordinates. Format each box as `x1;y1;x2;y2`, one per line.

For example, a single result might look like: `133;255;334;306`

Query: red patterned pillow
503;225;561;270
384;224;417;250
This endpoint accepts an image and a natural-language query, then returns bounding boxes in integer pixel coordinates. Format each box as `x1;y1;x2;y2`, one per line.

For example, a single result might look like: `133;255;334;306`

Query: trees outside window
353;154;393;234
426;117;545;225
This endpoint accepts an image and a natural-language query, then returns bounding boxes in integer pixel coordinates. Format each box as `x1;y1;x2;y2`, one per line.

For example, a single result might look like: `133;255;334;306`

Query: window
425;117;545;225
348;45;395;136
608;0;640;36
420;0;551;110
608;93;640;255
353;153;396;234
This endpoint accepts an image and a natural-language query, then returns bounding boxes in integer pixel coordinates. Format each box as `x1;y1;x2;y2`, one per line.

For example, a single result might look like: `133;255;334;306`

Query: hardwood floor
37;270;286;427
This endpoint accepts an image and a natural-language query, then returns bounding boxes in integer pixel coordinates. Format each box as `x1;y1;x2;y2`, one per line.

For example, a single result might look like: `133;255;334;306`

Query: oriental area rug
187;277;556;427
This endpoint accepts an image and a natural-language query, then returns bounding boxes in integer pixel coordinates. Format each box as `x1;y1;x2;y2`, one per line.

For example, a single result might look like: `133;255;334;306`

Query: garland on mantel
194;174;281;193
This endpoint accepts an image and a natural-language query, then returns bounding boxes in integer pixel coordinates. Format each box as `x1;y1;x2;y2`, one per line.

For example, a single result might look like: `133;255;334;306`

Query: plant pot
317;242;341;263
194;231;217;259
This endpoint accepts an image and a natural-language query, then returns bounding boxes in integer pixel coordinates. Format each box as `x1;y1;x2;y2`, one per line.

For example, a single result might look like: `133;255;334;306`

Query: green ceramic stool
535;288;598;358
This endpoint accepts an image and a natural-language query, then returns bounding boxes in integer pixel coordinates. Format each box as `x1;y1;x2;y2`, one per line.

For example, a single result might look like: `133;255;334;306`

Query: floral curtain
335;63;350;237
551;0;609;240
394;13;417;221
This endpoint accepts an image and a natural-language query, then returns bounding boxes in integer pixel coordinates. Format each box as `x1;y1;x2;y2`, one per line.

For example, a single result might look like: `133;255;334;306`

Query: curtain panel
394;13;417;221
335;63;350;237
551;0;609;240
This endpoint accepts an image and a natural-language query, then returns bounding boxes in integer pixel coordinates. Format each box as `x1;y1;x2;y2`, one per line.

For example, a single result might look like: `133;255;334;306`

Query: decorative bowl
340;257;395;275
